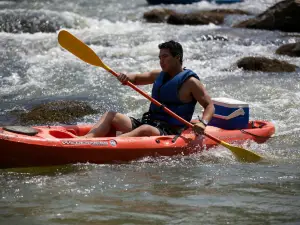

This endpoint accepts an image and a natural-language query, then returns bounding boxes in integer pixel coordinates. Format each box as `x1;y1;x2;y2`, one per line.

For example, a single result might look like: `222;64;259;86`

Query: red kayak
0;120;274;168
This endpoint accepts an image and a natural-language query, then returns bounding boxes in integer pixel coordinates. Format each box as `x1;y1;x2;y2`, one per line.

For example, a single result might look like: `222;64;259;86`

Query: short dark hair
158;40;183;64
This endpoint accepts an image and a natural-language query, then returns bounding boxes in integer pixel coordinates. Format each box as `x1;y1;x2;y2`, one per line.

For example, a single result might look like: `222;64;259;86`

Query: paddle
57;30;263;163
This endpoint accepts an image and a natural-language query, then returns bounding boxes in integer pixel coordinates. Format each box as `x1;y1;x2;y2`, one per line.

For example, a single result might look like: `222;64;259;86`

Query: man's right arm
119;69;160;85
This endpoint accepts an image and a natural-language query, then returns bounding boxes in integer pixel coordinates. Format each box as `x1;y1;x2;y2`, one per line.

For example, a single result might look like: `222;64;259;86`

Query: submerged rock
236;56;298;72
199;34;228;41
233;0;300;32
0;10;77;33
276;42;300;57
19;100;97;125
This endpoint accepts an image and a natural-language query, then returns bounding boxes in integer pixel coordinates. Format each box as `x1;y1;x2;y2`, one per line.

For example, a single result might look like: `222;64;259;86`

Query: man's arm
122;69;161;85
189;77;215;124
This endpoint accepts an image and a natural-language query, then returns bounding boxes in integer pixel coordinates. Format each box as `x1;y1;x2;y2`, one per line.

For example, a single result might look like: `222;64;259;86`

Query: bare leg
81;111;133;138
119;124;160;137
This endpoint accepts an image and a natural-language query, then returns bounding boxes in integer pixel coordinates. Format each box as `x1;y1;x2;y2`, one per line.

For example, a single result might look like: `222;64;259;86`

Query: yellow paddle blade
58;30;111;71
220;141;262;163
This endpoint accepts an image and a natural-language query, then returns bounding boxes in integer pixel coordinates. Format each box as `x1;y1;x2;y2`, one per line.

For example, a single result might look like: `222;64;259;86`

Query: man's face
159;49;179;72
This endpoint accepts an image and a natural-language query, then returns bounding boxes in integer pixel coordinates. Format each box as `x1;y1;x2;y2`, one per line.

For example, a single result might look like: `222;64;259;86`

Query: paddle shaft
57;30;263;162
108;68;262;162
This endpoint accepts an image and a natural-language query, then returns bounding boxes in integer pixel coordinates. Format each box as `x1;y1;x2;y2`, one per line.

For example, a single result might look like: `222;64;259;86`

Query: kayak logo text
61;140;109;146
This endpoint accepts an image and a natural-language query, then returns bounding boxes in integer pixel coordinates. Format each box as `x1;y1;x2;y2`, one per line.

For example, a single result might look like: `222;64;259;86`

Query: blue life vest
148;69;200;127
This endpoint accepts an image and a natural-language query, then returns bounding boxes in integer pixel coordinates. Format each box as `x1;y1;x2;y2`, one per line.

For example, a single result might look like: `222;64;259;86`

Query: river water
1;0;300;224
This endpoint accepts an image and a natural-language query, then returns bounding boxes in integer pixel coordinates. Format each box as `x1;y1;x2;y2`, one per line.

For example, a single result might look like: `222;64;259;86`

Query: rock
167;11;224;25
208;9;251;15
19;100;97;125
236;56;297;72
276;42;300;57
233;0;300;32
143;8;250;24
143;8;175;23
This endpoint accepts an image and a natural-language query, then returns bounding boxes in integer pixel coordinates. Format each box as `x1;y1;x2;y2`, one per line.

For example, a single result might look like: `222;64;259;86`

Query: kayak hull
0;120;275;168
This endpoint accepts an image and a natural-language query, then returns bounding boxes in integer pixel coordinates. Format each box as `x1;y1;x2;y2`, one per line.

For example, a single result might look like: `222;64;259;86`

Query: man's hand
117;73;130;85
192;121;207;135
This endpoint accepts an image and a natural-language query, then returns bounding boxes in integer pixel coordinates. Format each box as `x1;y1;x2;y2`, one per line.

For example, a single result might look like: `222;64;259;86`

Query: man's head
158;40;183;73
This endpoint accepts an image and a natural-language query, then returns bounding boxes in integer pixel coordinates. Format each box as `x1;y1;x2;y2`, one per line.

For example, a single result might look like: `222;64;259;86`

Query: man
80;40;215;138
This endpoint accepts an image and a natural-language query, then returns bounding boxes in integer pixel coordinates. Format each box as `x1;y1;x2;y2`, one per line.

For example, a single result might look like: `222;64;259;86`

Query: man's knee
105;111;117;117
135;125;159;136
99;111;117;120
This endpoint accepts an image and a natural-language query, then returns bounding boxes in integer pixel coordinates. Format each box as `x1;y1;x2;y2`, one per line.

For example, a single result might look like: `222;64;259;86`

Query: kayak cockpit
1;120;273;140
